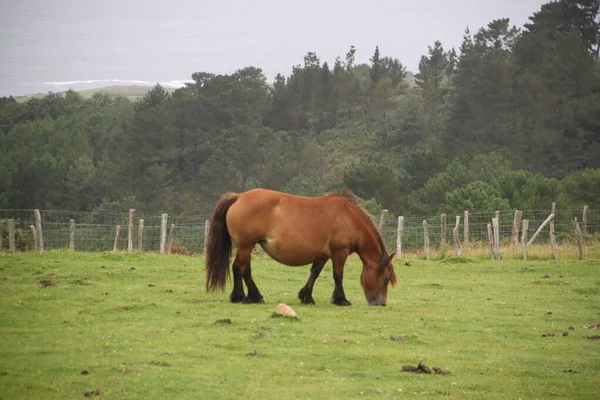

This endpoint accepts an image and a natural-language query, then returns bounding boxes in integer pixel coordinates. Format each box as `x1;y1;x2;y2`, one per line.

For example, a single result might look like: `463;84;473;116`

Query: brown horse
205;188;397;306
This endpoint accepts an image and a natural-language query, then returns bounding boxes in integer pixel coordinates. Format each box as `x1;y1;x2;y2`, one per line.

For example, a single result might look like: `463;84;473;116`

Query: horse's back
226;188;335;235
226;189;354;265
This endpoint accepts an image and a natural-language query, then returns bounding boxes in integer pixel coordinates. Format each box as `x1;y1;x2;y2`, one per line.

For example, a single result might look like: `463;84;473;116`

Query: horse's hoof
244;296;265;304
230;293;247;303
300;297;316;305
332;298;352;306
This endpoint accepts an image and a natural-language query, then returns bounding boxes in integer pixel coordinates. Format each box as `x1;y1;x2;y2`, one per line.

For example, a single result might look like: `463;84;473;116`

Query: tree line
1;0;599;217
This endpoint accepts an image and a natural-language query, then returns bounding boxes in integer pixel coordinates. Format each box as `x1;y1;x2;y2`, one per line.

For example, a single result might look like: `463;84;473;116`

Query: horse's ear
387;252;396;263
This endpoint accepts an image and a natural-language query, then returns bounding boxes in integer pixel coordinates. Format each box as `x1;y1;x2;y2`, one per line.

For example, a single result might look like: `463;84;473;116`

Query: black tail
205;193;239;293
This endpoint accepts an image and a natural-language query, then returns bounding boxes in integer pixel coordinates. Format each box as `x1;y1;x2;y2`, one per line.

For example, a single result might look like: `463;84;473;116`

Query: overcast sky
0;0;549;95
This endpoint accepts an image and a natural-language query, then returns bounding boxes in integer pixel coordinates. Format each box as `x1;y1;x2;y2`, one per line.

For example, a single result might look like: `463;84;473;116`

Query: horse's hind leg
230;246;264;304
298;257;328;304
242;259;264;304
230;250;247;303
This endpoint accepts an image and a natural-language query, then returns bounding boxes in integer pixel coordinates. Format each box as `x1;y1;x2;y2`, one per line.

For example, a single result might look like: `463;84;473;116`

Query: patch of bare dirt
581;322;600;329
149;361;170;367
84;389;101;397
402;362;451;375
247;350;266;357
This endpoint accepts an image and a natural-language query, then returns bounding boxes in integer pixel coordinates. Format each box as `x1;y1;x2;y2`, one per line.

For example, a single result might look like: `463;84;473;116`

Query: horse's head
360;252;397;306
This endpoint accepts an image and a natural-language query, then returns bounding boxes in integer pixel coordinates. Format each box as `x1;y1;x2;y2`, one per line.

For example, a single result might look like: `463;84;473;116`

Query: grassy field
0;251;599;399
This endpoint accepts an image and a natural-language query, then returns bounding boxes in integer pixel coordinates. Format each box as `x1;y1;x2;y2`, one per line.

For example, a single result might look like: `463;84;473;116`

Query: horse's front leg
298;257;329;304
331;250;351;306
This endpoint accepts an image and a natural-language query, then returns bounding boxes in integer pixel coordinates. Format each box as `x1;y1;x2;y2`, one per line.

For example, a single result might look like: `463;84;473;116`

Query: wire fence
378;209;599;260
1;208;598;259
0;210;211;254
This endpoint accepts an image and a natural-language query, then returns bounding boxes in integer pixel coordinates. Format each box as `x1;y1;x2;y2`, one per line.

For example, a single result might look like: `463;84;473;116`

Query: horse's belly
260;239;328;266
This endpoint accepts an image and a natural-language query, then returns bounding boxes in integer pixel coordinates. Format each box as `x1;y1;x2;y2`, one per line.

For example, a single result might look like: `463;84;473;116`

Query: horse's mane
327;190;388;258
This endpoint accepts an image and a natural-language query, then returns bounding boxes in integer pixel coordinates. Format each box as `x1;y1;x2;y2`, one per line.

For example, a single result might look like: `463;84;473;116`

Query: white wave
158;80;193;88
165;80;192;85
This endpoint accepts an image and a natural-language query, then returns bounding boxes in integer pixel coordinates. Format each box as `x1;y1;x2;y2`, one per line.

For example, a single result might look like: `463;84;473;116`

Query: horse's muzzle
368;299;387;306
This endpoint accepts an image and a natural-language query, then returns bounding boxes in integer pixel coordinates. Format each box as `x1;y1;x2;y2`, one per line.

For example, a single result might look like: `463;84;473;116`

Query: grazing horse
205;188;397;306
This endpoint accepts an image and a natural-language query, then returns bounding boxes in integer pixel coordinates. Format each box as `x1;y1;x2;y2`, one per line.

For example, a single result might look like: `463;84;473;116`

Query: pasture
0;251;599;399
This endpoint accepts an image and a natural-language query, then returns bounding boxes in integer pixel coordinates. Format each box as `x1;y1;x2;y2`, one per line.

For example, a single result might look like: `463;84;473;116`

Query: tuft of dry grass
401;241;600;261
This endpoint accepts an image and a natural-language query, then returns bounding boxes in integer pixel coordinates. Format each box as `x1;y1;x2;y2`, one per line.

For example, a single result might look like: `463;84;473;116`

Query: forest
1;0;599;217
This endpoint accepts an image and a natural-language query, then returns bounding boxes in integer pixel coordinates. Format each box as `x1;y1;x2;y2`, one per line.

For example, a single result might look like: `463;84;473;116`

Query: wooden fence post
113;225;121;252
8;219;15;251
30;225;38;251
487;223;494;260
396;216;404;259
127;209;135;253
423;220;430;261
573;217;584;260
69;219;75;251
440;213;447;247
160;214;168;255
550;203;557;260
34;209;44;252
527;213;555;246
582;205;588;236
521;219;529;260
463;211;469;245
453;216;462;256
378;209;388;231
166;224;175;254
492;217;500;260
0;220;3;250
203;220;210;254
511;210;522;246
138;219;144;252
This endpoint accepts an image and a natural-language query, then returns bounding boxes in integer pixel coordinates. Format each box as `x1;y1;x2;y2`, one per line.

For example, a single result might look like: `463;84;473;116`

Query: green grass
0;251;599;399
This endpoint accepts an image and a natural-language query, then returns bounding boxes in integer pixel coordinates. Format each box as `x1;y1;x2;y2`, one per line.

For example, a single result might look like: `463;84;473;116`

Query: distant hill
15;85;178;102
14;72;416;102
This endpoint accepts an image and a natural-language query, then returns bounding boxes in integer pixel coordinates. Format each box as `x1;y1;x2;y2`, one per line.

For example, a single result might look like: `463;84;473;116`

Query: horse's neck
340;200;383;264
356;225;383;265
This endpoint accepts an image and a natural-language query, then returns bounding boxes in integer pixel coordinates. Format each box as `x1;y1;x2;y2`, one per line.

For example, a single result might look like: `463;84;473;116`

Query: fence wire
0;208;598;259
380;209;599;259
